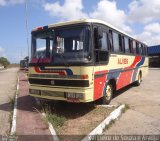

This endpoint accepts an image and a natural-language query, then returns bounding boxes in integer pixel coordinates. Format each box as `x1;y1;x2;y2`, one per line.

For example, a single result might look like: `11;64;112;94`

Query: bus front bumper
29;85;94;103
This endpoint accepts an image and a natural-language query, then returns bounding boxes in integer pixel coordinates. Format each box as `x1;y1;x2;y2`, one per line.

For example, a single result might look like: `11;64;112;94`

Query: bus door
93;26;109;100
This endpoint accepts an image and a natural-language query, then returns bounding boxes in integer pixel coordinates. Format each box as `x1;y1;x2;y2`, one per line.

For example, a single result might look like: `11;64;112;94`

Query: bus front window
52;26;90;65
31;30;53;62
31;25;91;65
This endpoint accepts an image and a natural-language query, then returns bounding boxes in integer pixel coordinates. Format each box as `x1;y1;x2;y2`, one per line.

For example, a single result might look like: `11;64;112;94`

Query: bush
0;57;10;68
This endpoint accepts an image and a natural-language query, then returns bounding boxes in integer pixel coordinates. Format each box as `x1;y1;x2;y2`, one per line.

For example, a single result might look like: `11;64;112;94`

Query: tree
0;57;10;68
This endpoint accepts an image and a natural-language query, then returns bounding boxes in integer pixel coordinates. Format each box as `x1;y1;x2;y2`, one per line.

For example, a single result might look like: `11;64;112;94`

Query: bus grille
29;78;89;87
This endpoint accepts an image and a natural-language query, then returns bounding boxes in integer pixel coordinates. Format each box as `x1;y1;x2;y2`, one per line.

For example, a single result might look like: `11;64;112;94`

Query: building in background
148;45;160;67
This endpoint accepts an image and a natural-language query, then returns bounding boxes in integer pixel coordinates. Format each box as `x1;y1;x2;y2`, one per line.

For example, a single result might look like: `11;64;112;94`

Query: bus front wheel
102;83;113;104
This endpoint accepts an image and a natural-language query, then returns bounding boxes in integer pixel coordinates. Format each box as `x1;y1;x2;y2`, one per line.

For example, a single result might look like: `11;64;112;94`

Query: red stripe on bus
94;70;108;101
34;67;66;75
116;56;142;90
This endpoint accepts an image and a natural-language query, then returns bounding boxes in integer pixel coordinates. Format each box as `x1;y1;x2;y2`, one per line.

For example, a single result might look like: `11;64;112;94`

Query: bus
29;19;148;104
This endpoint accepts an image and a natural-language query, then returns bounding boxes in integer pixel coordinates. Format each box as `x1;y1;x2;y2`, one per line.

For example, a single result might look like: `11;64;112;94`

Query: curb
35;98;59;141
97;104;118;108
10;76;19;135
82;104;125;141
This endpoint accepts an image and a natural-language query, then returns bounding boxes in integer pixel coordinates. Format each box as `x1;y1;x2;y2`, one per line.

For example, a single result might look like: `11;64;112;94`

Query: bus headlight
66;93;83;99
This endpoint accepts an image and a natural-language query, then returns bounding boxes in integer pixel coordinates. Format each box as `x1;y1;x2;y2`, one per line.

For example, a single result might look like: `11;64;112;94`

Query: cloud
43;0;160;46
0;46;5;57
0;0;24;6
136;32;160;46
144;22;160;33
43;0;132;33
89;0;132;33
43;0;88;20
0;46;4;52
128;0;160;24
135;23;160;46
0;0;6;6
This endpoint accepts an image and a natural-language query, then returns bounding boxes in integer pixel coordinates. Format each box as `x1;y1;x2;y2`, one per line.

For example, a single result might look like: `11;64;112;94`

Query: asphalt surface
0;68;18;135
104;69;160;135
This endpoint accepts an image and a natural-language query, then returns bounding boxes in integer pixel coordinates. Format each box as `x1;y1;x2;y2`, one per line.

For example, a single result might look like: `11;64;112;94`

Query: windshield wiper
37;55;42;63
59;53;69;67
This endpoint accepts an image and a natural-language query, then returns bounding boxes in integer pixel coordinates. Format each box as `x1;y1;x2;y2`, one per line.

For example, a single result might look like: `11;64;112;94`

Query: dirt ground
103;68;160;135
60;106;113;135
44;101;115;141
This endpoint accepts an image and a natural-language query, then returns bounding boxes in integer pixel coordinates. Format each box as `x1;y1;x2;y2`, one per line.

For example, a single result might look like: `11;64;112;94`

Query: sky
0;0;160;63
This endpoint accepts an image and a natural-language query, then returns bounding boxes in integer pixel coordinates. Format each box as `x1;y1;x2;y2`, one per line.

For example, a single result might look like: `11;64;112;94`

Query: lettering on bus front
118;58;128;64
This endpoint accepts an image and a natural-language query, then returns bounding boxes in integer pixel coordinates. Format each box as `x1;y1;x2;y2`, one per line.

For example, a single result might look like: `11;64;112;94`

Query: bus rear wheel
135;73;142;86
102;83;113;104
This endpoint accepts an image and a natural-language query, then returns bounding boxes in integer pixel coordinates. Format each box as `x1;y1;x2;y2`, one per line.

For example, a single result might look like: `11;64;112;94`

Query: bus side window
143;46;146;56
133;40;136;54
145;46;148;56
112;31;119;53
129;39;133;54
136;42;139;54
122;36;125;53
142;45;145;56
139;44;143;55
119;34;124;53
124;37;129;54
100;32;108;50
109;30;114;52
94;27;109;63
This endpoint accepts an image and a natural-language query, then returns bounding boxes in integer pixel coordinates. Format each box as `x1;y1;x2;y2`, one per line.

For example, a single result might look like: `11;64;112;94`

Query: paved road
0;68;18;135
16;71;53;141
104;69;160;135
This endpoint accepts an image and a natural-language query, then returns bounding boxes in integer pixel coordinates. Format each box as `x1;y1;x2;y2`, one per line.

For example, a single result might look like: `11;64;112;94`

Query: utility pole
25;0;29;60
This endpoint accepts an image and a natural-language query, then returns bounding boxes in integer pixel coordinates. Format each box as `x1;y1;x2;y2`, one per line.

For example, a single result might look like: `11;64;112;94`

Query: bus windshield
31;25;90;65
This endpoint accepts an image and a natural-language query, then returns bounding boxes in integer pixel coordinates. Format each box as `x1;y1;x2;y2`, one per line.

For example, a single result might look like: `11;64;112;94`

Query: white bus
29;19;148;104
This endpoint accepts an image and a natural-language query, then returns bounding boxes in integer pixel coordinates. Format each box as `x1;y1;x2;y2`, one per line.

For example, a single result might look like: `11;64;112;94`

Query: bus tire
135;73;142;86
102;83;113;104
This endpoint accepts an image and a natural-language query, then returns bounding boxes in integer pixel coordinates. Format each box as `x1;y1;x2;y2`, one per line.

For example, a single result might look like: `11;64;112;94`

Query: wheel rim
105;85;112;100
138;74;141;84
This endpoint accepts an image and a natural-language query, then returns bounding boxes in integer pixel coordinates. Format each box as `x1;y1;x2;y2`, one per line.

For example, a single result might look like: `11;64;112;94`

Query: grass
46;112;66;131
122;104;130;113
104;119;115;130
10;132;18;141
41;103;67;132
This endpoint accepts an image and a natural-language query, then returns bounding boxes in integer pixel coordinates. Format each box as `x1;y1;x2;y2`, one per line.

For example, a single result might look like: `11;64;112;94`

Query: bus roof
32;19;146;45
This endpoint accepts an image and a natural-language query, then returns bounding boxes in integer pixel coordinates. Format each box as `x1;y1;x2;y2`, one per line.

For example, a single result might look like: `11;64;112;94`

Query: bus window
136;42;139;54
139;44;143;55
119;34;123;52
100;32;108;50
109;30;113;51
112;31;119;53
145;46;148;56
142;45;146;55
142;45;146;56
94;27;109;63
129;39;133;54
124;37;129;53
133;40;136;54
